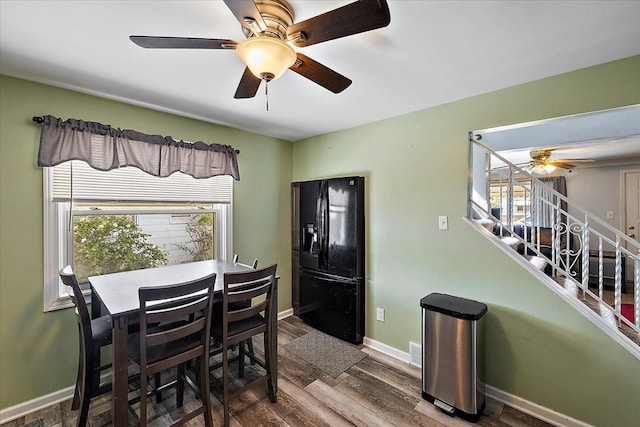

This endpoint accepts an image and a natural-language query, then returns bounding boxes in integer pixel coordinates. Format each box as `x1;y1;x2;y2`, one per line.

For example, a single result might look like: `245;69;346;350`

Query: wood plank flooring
1;316;554;427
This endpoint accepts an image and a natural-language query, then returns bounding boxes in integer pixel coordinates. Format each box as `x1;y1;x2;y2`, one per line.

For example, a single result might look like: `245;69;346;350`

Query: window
489;178;532;224
43;160;233;311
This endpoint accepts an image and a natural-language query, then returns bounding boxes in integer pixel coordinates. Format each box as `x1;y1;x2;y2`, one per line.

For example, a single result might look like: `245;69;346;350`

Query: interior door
625;171;640;246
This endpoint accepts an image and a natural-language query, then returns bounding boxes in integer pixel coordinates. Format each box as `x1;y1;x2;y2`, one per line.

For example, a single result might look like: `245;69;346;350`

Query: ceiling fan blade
223;0;267;33
286;0;390;47
289;53;352;93
549;161;576;169
234;67;262;99
130;36;237;49
553;158;595;163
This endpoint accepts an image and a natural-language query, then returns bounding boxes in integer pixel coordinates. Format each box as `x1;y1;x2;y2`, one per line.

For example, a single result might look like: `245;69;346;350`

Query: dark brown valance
36;115;240;180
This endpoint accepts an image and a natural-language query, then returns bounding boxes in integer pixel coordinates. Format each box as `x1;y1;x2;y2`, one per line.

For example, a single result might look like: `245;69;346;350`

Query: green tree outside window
73;215;167;281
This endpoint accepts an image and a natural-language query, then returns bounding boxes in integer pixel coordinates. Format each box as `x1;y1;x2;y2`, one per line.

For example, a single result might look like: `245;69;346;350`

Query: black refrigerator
297;176;365;344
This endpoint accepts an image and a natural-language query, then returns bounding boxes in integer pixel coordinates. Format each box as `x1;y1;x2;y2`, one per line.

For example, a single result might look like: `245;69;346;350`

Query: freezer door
299;180;322;271
299;269;363;343
326;177;363;278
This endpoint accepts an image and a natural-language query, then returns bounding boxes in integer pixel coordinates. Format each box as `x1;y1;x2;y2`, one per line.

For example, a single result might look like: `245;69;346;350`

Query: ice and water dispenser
420;293;487;422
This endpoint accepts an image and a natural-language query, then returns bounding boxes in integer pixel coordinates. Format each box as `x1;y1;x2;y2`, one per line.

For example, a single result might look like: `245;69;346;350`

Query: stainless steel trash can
420;293;487;422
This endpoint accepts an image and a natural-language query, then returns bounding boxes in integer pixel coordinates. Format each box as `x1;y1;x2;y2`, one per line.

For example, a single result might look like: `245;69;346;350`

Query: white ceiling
2;1;640;142
496;136;640;170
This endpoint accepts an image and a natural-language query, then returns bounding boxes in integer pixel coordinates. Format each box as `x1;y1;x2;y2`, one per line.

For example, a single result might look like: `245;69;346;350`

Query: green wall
293;56;640;426
2;56;640;426
0;75;292;409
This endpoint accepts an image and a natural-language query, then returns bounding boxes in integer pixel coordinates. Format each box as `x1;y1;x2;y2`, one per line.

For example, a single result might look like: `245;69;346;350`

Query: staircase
468;138;640;358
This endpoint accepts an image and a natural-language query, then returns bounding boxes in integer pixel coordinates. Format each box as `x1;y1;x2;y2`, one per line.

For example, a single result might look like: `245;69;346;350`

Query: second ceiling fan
527;148;594;173
130;0;391;99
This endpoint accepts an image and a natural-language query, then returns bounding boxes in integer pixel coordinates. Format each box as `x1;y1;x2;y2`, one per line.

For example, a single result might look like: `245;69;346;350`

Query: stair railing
469;138;640;337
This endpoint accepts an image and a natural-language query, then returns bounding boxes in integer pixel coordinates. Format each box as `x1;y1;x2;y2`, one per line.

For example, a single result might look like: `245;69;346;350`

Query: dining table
88;259;278;425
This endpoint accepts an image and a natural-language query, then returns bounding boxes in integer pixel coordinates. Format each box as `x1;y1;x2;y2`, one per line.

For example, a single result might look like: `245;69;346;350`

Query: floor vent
410;341;421;367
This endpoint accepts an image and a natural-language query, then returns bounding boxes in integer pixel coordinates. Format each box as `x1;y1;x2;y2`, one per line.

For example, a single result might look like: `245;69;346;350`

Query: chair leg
91;345;103;395
238;340;245;378
177;364;185;407
193;357;202;400
223;345;230;427
72;326;83;410
76;349;92;427
72;353;82;410
264;333;276;403
246;338;256;365
154;373;162;403
139;371;148;427
76;350;93;427
199;354;214;427
75;390;91;427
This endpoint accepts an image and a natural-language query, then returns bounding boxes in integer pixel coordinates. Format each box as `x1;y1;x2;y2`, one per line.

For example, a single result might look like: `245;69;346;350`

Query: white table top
88;259;251;316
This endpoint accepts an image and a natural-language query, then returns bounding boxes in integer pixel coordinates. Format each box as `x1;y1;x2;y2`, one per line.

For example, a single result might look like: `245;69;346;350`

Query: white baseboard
2;321;589;427
362;336;591;427
278;308;293;320
363;336;411;363
0;385;75;424
486;385;591;427
2;308;295;424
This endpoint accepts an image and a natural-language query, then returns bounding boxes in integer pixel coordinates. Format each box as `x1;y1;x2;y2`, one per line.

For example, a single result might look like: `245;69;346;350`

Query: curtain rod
32;116;240;154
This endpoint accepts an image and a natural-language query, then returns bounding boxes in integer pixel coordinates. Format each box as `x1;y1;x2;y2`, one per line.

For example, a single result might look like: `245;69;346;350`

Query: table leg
272;278;278;392
112;316;129;425
91;287;100;320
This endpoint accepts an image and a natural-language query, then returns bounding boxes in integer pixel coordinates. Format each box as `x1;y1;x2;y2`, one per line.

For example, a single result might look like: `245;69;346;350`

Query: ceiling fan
129;0;391;99
526;148;594;174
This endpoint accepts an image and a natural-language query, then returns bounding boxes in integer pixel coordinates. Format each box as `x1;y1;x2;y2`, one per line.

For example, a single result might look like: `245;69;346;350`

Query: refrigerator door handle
317;180;329;270
300;268;359;284
322;181;330;269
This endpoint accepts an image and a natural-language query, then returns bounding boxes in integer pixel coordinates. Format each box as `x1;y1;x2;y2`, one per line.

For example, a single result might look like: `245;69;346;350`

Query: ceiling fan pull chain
265;80;269;111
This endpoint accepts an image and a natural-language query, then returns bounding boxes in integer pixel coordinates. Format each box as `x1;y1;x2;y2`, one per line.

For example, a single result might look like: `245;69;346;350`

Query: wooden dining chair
59;266;120;427
232;254;258;365
210;264;278;426
127;273;216;427
232;253;258;269
210;254;259;370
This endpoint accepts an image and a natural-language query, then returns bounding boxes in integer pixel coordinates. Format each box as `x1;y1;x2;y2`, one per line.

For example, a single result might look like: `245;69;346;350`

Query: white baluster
598;240;603;300
635;257;639;332
581;217;589;297
614;238;622;324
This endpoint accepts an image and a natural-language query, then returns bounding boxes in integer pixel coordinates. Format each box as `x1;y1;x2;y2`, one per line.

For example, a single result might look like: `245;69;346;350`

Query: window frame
42;167;233;312
489;177;533;224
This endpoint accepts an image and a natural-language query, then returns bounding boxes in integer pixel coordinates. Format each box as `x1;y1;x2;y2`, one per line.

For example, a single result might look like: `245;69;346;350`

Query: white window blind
52;160;232;203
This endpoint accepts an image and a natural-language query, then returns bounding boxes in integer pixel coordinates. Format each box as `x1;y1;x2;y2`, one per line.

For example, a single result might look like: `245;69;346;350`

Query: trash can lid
420;293;487;320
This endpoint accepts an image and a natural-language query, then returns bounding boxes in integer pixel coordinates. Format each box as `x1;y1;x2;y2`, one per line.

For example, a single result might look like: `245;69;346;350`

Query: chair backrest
222;264;277;346
233;253;258;269
59;265;93;347
138;273;216;374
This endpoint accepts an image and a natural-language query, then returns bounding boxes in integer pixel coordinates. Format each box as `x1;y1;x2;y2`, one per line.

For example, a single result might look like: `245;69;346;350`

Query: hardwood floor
2;316;554;427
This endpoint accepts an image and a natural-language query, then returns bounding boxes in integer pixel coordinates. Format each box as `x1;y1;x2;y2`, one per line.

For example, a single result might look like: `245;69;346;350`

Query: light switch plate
438;215;448;230
376;307;385;322
606;211;614;219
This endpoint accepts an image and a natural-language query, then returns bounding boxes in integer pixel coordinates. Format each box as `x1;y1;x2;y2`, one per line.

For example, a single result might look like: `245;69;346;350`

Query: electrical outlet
438;215;448;230
376;307;385;322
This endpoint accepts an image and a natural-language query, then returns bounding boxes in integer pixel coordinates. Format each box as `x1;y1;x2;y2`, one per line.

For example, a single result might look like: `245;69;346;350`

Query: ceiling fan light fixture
236;36;296;81
528;163;557;174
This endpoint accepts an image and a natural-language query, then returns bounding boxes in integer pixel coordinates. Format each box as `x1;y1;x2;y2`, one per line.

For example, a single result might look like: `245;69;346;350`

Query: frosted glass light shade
236;36;296;81
528;163;557;174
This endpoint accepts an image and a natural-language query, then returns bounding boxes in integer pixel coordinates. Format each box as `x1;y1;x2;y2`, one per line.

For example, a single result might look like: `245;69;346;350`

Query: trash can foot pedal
434;399;454;415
